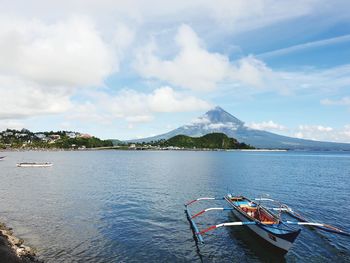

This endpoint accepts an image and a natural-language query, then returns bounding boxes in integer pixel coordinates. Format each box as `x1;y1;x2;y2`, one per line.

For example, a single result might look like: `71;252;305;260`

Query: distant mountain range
129;106;350;150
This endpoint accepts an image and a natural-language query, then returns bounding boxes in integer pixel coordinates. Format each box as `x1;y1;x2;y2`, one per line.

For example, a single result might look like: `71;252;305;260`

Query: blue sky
0;0;349;142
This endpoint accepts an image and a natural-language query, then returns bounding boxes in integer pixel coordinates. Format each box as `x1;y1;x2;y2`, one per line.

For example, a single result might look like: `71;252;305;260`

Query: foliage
0;129;113;149
54;136;113;149
157;133;255;149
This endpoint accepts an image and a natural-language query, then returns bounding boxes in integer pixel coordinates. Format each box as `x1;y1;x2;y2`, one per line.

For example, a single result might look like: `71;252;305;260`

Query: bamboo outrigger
185;194;350;253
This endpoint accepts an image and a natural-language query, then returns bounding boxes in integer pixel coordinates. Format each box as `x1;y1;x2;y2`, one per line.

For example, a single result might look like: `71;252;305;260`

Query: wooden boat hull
230;206;299;252
17;163;53;167
225;196;300;252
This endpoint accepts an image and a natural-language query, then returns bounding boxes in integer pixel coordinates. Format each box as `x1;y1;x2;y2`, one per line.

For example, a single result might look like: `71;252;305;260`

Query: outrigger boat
16;162;53;167
185;194;350;253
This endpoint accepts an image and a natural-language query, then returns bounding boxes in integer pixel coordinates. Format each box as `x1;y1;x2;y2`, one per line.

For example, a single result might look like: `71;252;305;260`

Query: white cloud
298;125;333;132
80;86;212;123
148;87;212;112
135;24;232;91
233;56;273;89
0;0;349;141
134;24;350;95
229;59;350;96
293;124;350;143
125;115;154;123
321;97;350;106
0;76;72;119
203;0;317;32
1;0;322;35
187;115;241;130
245;121;350;143
133;26;280;92
230;61;350;96
0;120;25;131
340;125;350;140
66;102;114;125
286;65;350;93
0;15;134;121
191;116;211;125
0;15;116;87
247;120;287;131
112;23;135;59
258;34;350;59
207;122;238;130
114;86;211;115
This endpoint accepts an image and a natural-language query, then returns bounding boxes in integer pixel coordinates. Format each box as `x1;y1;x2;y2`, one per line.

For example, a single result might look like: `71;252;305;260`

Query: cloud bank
248;120;350;143
294;124;350;143
0;15;122;120
0;0;349;142
135;24;232;91
92;86;212;122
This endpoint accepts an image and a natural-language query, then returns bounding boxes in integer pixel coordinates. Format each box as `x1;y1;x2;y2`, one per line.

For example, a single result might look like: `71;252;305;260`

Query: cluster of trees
155;133;254;149
54;137;113;149
0;129;113;149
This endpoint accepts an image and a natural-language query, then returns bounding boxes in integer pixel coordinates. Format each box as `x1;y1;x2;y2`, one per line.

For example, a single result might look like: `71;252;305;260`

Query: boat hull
226;197;300;252
17;163;53;167
231;208;298;252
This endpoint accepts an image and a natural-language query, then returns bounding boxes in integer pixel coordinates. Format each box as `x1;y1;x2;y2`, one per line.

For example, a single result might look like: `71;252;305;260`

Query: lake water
0;150;349;262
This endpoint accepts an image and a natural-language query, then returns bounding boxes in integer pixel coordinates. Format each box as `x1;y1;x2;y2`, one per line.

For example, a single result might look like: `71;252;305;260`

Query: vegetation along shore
0;129;256;151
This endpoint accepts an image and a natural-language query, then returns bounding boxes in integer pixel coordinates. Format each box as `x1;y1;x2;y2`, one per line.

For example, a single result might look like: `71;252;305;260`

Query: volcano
130;106;350;150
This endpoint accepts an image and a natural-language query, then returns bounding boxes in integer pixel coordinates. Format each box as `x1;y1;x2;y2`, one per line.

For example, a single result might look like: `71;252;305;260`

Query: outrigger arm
285;221;350;236
185;196;270;243
191;207;234;219
199;221;258;235
185;196;230;243
185;197;224;206
253;198;350;236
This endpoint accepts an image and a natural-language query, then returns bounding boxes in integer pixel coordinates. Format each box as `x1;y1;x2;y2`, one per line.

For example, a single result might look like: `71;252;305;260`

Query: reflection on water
0;150;349;262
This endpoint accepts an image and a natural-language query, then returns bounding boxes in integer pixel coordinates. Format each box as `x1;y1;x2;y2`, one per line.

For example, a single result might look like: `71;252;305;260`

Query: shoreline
0;147;288;152
2;148;350;153
0;222;42;262
226;149;287;152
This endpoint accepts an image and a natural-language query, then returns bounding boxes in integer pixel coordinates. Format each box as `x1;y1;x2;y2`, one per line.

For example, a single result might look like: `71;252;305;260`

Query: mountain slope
129;107;350;150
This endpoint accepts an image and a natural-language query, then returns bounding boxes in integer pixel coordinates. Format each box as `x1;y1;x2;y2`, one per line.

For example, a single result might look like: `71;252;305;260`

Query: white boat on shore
16;162;53;167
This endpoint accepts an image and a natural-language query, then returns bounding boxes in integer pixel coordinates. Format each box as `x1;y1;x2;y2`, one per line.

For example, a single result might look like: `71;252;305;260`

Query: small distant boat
0;156;5;160
16;162;53;167
185;194;350;253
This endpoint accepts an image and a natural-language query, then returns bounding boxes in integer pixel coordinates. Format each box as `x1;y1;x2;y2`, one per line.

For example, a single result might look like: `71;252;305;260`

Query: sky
0;0;349;142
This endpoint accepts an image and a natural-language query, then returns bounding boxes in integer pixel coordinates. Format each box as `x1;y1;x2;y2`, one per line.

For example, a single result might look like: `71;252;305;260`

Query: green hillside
160;133;254;149
0;129;113;149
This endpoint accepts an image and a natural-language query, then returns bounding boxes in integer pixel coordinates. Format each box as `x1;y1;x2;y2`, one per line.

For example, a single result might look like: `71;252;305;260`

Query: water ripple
0;150;349;262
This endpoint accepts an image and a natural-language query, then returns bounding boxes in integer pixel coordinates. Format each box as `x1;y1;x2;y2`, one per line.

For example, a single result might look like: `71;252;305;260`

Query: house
3;131;13;136
49;134;61;140
79;133;92;139
66;132;77;138
35;133;46;139
129;144;136;149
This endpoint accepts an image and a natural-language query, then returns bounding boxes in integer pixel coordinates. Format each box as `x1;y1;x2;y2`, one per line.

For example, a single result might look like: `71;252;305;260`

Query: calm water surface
0;150;349;262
